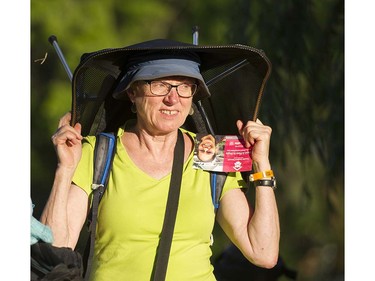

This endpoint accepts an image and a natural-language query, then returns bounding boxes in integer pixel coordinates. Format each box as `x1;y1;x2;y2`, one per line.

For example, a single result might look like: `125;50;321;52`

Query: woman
41;51;280;280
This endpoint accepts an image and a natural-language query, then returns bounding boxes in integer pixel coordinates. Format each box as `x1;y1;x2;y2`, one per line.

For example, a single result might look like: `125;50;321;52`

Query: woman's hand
51;112;83;169
236;119;272;169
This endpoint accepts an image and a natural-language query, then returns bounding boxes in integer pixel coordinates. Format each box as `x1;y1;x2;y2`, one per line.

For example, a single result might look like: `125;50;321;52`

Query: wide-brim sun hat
70;39;272;136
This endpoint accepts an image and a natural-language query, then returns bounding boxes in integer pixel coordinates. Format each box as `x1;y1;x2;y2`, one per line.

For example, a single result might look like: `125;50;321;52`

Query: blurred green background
30;0;344;280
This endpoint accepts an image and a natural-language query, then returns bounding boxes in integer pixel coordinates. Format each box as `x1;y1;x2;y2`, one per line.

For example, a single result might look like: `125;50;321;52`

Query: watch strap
253;177;277;190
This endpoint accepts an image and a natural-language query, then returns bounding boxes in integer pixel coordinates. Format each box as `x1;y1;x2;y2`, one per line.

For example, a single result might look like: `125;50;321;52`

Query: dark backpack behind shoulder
31;242;84;281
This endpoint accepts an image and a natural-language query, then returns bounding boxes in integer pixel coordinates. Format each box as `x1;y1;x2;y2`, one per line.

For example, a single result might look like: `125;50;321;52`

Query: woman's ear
126;88;136;103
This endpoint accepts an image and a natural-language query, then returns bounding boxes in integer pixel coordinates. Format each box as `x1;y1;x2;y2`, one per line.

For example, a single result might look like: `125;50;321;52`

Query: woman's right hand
51;112;83;169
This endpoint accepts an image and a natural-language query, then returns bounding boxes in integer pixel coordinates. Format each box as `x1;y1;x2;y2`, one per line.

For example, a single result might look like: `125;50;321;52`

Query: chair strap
151;129;185;281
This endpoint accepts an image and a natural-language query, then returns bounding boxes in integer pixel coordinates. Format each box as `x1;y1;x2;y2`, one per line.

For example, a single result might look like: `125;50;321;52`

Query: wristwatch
253;177;277;190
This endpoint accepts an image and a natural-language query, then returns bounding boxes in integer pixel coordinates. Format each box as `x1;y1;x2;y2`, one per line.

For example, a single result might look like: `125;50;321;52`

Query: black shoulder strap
84;132;116;280
151;129;185;281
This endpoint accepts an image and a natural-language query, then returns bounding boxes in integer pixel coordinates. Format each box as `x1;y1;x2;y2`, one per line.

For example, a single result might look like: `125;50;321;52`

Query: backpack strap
151;129;185;281
210;172;228;211
92;132;117;194
188;104;228;211
84;132;116;280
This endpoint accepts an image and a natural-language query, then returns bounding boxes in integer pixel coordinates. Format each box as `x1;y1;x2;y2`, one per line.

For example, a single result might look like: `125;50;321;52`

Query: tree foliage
31;0;344;280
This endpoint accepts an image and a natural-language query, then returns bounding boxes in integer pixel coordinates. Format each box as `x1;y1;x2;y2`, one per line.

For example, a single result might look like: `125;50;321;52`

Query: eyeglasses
144;80;198;98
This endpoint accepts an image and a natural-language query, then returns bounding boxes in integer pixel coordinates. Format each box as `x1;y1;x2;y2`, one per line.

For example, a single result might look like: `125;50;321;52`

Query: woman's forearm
40;166;76;247
246;185;280;268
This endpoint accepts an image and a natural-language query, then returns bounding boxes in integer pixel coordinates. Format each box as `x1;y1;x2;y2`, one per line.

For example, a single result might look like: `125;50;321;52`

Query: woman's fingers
236;119;272;162
58;111;72;128
52;112;82;147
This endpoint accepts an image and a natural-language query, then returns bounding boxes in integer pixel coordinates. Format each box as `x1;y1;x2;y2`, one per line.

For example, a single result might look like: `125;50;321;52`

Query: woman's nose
163;88;179;104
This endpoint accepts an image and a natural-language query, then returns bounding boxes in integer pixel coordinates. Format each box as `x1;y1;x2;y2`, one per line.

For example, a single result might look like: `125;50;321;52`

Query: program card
193;134;253;172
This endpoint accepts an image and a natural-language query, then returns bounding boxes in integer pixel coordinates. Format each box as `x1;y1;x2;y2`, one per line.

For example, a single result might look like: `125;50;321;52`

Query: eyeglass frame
143;80;198;98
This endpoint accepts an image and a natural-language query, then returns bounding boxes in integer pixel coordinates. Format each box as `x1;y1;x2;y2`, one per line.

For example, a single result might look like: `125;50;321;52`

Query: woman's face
128;76;194;135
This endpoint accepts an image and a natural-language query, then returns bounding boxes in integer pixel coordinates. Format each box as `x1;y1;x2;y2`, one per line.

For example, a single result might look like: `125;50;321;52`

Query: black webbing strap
83;185;103;281
151;129;185;281
84;133;116;281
